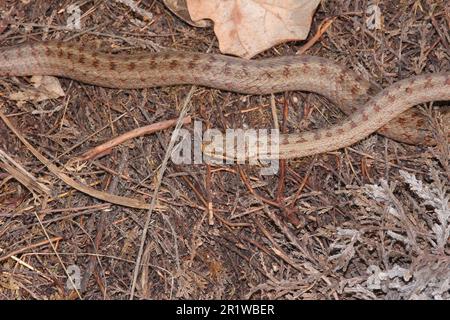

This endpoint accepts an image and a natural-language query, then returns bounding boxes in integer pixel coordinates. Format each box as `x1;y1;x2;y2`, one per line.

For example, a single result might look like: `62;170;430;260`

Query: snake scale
0;42;449;159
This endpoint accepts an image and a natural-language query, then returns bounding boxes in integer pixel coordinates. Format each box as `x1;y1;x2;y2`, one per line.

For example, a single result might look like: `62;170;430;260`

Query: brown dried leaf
187;0;321;58
163;0;211;27
8;75;65;102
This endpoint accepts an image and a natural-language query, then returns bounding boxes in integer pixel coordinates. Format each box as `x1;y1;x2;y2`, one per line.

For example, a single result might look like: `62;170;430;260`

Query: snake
0;41;449;160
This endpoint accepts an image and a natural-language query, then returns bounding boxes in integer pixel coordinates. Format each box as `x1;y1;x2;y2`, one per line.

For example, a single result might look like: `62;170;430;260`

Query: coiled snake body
0;42;449;159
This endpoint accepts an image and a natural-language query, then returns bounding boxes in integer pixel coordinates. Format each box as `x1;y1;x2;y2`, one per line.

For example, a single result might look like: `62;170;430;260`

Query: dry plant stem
0;148;51;195
297;17;336;54
129;86;196;300
0;108;153;210
0;236;62;262
0;42;450;159
1;41;449;149
78;116;191;161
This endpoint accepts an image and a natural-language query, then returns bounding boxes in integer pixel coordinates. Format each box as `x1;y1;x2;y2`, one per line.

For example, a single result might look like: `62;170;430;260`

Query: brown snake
0;42;449;160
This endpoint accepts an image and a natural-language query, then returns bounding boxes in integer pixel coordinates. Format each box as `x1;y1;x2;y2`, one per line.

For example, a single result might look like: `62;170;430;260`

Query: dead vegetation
0;0;449;300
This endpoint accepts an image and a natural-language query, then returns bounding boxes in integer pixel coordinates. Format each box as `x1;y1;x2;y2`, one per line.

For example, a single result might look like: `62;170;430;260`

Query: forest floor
0;0;449;299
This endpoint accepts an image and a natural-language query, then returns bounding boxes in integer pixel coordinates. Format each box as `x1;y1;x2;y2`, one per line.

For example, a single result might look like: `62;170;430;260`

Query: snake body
0;42;449;159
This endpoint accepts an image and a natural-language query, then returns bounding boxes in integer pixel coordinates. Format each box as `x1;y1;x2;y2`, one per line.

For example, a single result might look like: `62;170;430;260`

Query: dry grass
0;0;449;300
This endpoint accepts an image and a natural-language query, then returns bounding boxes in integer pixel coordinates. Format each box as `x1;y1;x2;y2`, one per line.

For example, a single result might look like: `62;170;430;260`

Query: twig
297;17;336;54
0;148;51;196
238;165;280;208
129;86;196;299
0;236;62;262
0;107;152;210
77;116;191;161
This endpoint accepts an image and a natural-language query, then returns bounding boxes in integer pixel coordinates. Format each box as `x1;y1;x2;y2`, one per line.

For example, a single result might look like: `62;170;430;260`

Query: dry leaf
9;75;65;102
163;0;211;27
187;0;321;58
